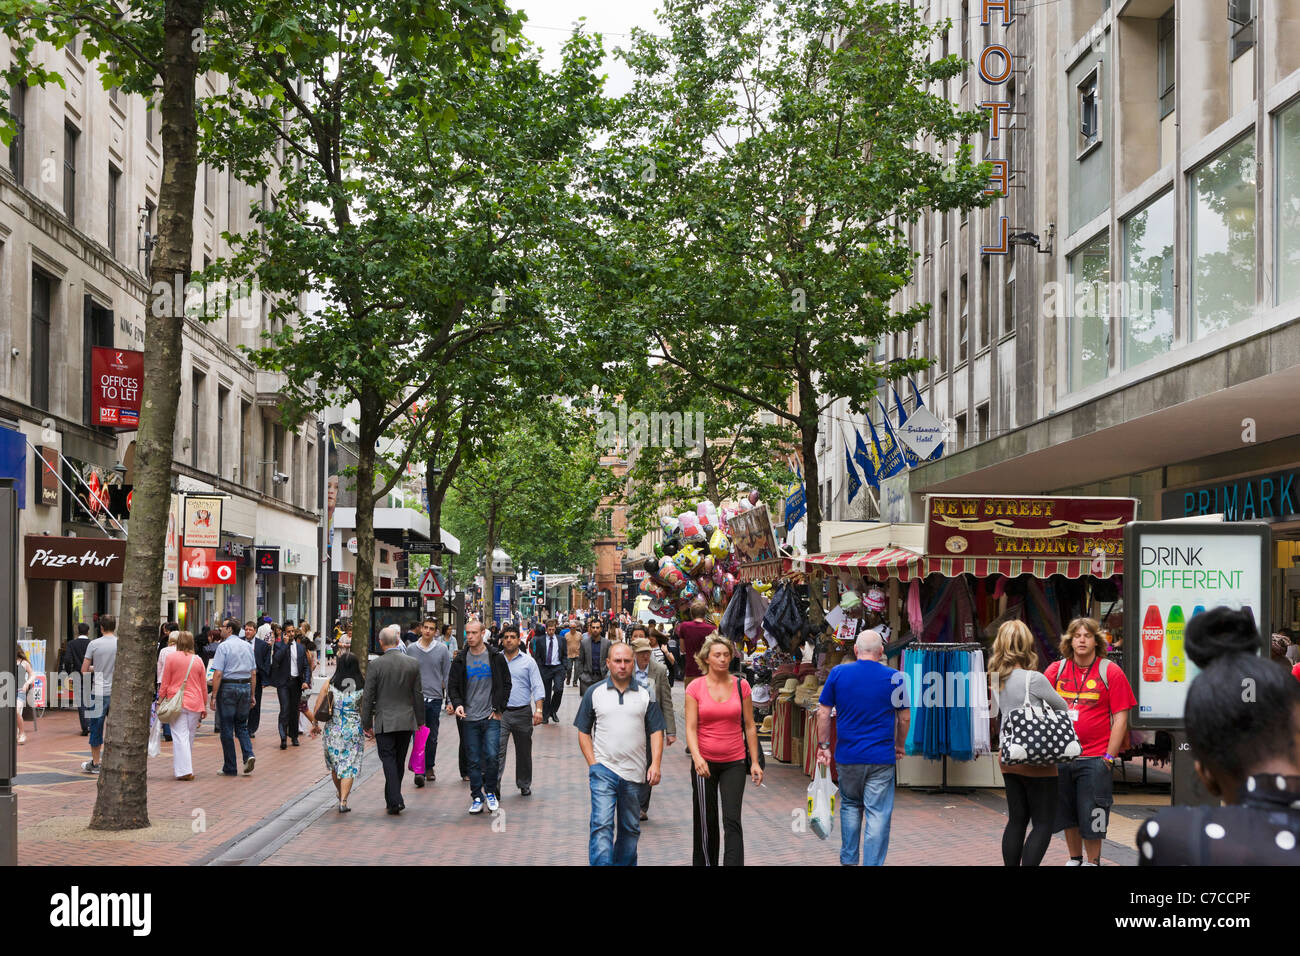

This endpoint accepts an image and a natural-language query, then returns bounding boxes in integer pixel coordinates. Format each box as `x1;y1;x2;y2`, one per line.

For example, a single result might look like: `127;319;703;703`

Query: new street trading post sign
926;495;1137;572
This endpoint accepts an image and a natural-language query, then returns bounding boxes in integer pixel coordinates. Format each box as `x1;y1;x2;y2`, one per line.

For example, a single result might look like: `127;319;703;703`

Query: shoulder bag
736;677;765;772
156;654;197;724
999;670;1081;765
314;682;335;723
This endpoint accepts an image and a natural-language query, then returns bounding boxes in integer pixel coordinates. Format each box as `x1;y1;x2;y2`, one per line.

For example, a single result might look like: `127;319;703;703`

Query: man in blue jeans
209;621;258;776
575;642;665;866
446;620;512;814
816;630;910;865
80;615;119;774
409;617;451;786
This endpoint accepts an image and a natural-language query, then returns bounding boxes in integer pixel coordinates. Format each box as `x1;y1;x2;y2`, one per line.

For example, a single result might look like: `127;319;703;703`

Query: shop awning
797;549;1119;580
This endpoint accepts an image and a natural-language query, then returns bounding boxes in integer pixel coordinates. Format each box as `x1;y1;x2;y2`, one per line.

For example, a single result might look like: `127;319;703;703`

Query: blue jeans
588;762;642;866
421;699;442;771
837;763;896;866
462;717;500;799
217;682;254;774
87;693;110;749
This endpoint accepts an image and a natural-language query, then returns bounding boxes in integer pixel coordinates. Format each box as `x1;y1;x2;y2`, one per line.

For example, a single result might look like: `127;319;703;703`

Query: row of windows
1067;95;1300;392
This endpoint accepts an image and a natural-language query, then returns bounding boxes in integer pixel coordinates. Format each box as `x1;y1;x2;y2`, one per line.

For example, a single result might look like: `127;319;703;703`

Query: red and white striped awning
797;550;1121;581
795;547;925;580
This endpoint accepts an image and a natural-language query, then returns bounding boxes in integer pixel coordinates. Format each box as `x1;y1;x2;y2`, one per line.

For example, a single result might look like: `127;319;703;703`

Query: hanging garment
904;648;925;756
907;578;924;637
719;585;747;639
969;648;992;757
945;650;973;761
745;586;770;642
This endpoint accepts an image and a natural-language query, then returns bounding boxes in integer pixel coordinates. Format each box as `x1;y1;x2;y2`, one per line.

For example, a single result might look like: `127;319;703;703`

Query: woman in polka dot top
1137;608;1300;865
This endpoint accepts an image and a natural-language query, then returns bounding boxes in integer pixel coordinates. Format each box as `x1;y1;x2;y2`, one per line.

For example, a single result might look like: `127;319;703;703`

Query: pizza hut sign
24;535;127;582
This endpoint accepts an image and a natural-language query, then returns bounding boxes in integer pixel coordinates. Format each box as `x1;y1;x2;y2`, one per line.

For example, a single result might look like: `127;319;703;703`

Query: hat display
865;587;887;612
759;715;773;734
630;638;652;653
779;678;798;699
839;589;861;611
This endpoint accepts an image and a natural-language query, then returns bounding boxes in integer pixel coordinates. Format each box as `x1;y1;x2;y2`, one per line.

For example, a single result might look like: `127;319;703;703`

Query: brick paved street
15;680;1146;866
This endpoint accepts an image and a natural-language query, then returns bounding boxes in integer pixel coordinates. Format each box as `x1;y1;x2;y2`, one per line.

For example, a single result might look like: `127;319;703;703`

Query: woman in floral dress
309;652;365;813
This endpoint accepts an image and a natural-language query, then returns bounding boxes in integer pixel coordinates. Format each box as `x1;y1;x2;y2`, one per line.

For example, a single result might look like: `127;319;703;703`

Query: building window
142;200;156;275
146;96;154;143
240;400;251;484
1191;134;1256;338
107;166;120;257
1002;261;1015;337
31;270;51;411
976;403;989;444
191;372;203;468
960;1;969;82
63;122;79;223
1122;190;1174;368
8;83;25;184
979;259;990;349
958;273;968;364
217;387;228;479
380;548;389;564
938;291;949;371
954;413;967;451
1069;232;1109;391
1078;68;1100;155
1229;0;1255;61
1276;100;1300;304
1157;8;1175;119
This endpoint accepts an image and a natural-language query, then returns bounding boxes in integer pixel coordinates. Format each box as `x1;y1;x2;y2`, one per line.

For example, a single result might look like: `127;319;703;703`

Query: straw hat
759;715;773;734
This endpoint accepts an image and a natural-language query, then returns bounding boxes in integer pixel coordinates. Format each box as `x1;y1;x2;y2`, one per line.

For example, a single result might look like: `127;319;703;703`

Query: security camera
273;472;289;484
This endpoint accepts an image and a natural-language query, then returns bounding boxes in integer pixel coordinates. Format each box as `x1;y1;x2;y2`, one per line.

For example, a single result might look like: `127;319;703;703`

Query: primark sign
1162;468;1300;524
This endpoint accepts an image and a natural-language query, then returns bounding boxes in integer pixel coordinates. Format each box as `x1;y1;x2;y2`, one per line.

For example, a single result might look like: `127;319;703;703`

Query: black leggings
691;759;747;866
1002;773;1059;866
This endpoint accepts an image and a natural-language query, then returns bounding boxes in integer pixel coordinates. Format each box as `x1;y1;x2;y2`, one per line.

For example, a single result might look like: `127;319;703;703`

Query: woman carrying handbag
157;631;208;780
310;652;364;813
989;620;1071;866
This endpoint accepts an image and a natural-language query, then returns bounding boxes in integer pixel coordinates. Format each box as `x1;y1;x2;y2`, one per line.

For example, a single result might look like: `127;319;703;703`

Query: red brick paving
15;683;1145;865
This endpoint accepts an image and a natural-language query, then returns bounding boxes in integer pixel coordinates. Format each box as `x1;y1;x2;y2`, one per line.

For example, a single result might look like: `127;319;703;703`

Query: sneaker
428;769;435;783
485;793;499;813
1082;861;1100;866
468;797;484;814
413;774;425;789
81;760;100;774
243;756;256;774
1066;858;1083;867
17;734;26;744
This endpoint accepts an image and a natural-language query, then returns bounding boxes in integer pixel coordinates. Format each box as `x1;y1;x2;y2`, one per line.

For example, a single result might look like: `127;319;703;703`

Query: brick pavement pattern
15;681;1140;866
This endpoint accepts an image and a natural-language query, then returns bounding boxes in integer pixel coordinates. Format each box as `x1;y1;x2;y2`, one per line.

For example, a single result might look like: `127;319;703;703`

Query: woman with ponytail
1137;607;1300;864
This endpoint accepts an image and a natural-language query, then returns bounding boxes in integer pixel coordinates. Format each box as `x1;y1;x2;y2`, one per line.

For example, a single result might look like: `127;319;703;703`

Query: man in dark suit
63;622;92;734
243;620;273;738
531;618;567;723
362;625;426;814
578;617;612;696
270;630;311;748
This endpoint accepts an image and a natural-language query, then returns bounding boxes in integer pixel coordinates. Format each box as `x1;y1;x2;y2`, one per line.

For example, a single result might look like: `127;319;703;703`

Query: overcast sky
515;0;666;97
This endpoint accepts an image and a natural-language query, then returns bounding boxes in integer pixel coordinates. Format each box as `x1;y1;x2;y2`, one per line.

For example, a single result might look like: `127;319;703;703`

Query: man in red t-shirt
676;600;717;683
1046;617;1137;866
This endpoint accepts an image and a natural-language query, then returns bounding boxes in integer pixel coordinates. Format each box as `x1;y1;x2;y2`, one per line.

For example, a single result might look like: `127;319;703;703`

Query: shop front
219;536;255;623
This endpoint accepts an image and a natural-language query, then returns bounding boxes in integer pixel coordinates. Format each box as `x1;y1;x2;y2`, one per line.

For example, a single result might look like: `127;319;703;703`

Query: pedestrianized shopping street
14;676;1145;867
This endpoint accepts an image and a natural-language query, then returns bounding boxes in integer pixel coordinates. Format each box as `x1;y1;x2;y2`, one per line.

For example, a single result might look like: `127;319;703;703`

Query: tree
205;13;608;669
594;0;992;554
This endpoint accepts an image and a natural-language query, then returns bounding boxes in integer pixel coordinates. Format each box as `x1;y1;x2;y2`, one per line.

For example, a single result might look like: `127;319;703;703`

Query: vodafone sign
90;347;144;429
213;560;236;583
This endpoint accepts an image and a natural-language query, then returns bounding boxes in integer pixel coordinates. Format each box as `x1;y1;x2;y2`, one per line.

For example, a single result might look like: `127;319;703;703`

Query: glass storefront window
1070;232;1110;391
1122;190;1175;368
1191;134;1256;337
1277;100;1300;303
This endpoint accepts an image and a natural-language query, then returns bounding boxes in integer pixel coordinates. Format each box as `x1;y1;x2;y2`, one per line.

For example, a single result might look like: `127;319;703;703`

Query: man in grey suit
578;617;613;696
361;625;426;814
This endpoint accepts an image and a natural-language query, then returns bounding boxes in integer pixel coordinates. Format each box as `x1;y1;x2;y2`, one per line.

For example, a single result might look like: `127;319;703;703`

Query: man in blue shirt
816;630;910;865
498;625;546;795
209;623;259;776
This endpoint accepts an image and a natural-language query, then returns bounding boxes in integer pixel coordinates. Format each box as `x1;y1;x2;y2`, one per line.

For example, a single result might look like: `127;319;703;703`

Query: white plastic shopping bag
806;764;838;840
147;713;162;758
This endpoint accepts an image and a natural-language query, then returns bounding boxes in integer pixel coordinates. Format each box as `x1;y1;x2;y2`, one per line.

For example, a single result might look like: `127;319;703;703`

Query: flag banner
909;378;944;460
866;415;906;480
853;429;879;489
887;390;921;468
844;442;861;503
784;474;807;527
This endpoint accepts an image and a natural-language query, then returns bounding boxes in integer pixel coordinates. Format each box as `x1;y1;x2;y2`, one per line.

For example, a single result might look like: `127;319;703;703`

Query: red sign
212;560;237;584
90;347;144;430
180;547;219;587
925;495;1138;566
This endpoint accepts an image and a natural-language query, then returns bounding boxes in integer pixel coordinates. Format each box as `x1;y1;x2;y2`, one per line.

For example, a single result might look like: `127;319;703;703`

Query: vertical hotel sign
979;0;1016;256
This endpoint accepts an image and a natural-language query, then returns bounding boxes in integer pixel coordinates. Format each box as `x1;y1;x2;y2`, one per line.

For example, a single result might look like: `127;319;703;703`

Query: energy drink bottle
1187;606;1205;682
1141;605;1164;682
1166;605;1185;682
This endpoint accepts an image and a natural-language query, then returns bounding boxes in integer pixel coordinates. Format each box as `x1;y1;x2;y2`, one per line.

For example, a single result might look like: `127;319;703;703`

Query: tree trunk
700;441;721;503
354;387;380;674
798;372;826;631
89;0;203;830
484;504;496;626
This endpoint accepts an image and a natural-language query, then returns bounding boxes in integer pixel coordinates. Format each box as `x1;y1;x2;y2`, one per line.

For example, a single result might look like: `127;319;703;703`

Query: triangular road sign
417;567;444;598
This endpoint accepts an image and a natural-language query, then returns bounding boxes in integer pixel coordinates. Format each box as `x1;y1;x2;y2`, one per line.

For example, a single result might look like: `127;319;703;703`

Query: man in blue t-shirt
815;629;910;866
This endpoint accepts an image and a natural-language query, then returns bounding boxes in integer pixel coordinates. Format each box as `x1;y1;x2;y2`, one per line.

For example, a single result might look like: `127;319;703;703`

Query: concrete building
814;0;1300;632
1;39;322;652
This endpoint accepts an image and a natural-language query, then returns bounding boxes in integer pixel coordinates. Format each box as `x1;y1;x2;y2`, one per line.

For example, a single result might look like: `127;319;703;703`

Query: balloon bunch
640;492;771;622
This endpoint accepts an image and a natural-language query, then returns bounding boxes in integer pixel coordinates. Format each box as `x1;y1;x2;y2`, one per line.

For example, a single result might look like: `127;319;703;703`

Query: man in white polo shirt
574;642;665;866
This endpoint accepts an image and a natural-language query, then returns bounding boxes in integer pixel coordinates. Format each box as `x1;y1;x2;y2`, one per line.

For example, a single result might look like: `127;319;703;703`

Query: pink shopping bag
409;725;431;774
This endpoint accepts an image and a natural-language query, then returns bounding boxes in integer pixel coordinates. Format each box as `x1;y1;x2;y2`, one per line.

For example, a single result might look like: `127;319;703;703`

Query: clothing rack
903;642;985;794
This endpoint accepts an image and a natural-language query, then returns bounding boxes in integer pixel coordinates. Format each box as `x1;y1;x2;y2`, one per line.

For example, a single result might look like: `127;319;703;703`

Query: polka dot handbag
1000;675;1082;765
